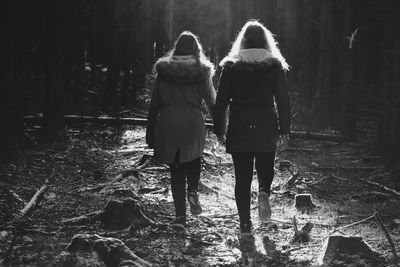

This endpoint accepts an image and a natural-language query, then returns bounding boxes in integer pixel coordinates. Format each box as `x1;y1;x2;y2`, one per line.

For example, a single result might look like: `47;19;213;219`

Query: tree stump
56;250;104;267
111;189;140;200
319;235;384;266
62;198;154;230
294;194;316;212
65;234;152;267
99;199;154;230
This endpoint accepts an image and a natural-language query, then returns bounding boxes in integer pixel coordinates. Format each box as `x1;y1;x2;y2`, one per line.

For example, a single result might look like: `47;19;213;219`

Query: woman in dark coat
146;31;216;226
214;21;291;233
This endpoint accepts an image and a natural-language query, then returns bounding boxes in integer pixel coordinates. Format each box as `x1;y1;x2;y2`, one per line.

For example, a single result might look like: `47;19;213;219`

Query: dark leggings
232;151;276;225
169;157;201;219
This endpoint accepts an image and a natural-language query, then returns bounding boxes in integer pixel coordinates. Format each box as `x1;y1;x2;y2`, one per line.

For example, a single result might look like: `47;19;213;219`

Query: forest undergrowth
1;120;400;266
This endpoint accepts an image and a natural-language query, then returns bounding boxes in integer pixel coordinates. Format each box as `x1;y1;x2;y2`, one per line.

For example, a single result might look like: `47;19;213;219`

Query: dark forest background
1;0;400;169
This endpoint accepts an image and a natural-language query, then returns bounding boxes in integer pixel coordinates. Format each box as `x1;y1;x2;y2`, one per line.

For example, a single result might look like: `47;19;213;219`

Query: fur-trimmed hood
221;49;282;71
155;55;214;84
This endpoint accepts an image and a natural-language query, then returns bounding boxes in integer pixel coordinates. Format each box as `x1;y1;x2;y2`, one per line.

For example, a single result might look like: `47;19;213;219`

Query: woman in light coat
146;31;216;226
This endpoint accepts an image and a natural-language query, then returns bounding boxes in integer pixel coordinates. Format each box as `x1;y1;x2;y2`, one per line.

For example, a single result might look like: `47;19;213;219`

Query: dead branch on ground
314;166;378;172
374;212;398;262
330;173;400;197
328;211;377;236
289;131;344;142
20;184;47;217
282;147;320;153
362;179;400;197
24;115;348;142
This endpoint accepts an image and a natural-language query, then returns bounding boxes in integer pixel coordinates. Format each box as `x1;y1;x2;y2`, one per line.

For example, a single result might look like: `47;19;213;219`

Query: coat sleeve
274;68;291;135
146;77;161;148
213;67;232;136
201;77;216;115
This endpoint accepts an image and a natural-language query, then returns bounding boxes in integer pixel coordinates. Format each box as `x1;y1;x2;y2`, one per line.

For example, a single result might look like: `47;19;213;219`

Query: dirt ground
1;122;400;266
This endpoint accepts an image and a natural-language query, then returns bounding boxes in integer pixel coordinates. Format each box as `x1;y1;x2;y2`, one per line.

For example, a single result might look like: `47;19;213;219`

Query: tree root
64;233;152;267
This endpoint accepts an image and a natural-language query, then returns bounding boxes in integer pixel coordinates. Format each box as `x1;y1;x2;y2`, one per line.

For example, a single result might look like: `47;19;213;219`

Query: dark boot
187;191;202;215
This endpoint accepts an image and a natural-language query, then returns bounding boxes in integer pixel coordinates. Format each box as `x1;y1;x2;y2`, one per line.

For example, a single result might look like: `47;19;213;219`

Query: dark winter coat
146;56;216;164
213;55;291;153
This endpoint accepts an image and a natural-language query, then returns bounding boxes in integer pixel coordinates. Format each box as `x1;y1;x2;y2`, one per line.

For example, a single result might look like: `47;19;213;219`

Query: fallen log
61;211;101;225
20;184;47;217
281;147;320;153
331;174;400;198
23;114;148;126
24;115;345;142
314;166;379;172
362;179;400;198
23;114;214;129
289;131;344;142
329;212;376;236
3;184;47;264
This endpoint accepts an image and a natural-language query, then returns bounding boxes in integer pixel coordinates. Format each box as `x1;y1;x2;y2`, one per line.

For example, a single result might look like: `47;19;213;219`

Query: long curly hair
159;31;214;73
221;20;289;70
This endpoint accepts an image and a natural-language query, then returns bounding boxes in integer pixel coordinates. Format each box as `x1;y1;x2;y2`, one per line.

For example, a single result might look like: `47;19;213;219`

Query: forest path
1;125;399;266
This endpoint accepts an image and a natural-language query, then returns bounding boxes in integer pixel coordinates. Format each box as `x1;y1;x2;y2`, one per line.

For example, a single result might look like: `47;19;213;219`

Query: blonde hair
155;31;214;75
221;20;289;70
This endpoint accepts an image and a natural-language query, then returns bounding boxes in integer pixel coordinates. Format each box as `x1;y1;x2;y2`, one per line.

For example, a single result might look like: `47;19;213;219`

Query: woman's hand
217;134;226;145
278;134;289;148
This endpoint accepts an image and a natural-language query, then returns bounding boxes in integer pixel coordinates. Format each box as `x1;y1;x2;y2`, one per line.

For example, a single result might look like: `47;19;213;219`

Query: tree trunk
42;2;67;137
315;1;331;128
121;68;131;103
376;1;393;157
386;1;400;167
73;0;86;114
341;0;357;140
165;0;175;47
102;0;121;110
0;2;24;162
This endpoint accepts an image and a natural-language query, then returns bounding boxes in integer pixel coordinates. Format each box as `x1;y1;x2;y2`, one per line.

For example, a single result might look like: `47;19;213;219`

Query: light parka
146;56;216;164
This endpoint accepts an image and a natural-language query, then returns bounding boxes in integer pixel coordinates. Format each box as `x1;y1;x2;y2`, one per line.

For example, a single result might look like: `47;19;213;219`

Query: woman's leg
255;151;276;194
186;157;201;193
186;157;202;215
232;152;255;231
170;162;187;221
255;151;276;221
